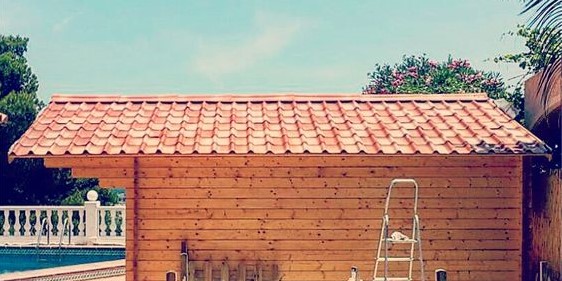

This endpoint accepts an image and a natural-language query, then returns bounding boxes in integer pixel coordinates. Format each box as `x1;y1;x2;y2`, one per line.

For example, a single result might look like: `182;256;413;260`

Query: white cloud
52;12;83;33
193;11;308;80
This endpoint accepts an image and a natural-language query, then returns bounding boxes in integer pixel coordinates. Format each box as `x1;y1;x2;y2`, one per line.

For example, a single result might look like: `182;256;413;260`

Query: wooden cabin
9;93;549;281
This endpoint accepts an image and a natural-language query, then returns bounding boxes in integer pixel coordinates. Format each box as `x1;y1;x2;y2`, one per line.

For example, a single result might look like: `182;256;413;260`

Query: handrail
0;206;85;210
36;218;49;248
98;206;123;210
384;178;420;214
59;217;71;249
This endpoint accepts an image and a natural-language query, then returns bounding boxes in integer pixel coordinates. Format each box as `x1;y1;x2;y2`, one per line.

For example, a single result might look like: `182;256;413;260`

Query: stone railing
0;191;125;246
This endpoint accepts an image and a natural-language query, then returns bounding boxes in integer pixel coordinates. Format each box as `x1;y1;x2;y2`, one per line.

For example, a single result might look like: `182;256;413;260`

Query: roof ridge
50;93;490;103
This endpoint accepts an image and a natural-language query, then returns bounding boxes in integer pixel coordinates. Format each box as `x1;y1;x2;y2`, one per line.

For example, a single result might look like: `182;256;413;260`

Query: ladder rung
376;257;413;262
384;238;417;244
373;278;410;281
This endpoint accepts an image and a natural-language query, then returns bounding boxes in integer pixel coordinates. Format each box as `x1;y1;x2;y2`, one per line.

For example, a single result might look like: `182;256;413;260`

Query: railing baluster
110;209;117;237
63;210;69;237
77;209;84;236
8;210;14;236
55;209;62;237
1;209;8;236
46;209;53;242
99;209;107;237
120;210;125;237
32;210;39;237
71;209;77;236
24;210;31;237
15;209;23;236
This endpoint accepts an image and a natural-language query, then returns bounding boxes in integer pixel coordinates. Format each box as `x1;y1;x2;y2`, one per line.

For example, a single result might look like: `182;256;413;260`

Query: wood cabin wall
53;155;523;281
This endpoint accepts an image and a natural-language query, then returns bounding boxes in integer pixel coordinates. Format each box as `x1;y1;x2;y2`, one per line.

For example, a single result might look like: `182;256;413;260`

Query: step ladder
373;179;425;281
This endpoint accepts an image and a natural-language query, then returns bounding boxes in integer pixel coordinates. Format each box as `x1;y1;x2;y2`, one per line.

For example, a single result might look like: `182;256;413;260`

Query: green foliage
496;24;561;170
0;34;99;205
0;35;38;99
520;0;561;106
61;185;120;206
495;25;560;75
494;25;562;123
0;92;40;144
364;54;510;100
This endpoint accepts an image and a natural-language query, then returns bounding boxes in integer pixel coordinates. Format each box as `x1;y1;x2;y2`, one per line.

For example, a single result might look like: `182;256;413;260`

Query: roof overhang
8;93;551;161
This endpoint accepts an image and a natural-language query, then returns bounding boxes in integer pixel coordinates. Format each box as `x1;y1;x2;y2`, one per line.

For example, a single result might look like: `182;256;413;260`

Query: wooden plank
132;239;520;251
136;260;520;273
44;156;133;168
134;198;520;209
72;167;132;178
137;177;518;188
136;187;520;199
130;218;520;230
256;262;263;281
135;229;519;241
204;261;212;281
220;261;229;281
238;262;246;281
271;264;280;281
125;186;135;278
136;155;519;168
73;166;515;178
132;269;519;281
188;261;195;281
99;177;133;188
128;249;519;262
130;208;520;220
128;166;517;179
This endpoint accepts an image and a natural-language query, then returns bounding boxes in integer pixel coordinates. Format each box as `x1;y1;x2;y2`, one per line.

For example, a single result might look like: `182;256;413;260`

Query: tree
364;55;509;97
521;0;561;107
363;55;519;110
496;25;561;169
495;25;561;84
0;36;38;99
0;35;115;205
61;186;120;206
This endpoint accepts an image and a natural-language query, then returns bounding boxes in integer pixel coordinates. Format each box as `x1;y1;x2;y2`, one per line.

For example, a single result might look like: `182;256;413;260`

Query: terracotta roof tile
8;93;550;157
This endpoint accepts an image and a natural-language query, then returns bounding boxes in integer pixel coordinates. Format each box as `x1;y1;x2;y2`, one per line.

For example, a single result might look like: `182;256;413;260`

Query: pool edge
0;259;125;281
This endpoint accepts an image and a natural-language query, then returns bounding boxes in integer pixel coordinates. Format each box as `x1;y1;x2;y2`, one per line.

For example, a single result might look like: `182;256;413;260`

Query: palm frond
522;0;562;107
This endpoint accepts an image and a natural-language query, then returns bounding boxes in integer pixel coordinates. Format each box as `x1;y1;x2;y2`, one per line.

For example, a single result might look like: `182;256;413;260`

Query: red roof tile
9;93;549;157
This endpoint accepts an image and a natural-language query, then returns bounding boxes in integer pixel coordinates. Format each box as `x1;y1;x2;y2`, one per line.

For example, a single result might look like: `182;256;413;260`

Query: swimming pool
0;246;125;274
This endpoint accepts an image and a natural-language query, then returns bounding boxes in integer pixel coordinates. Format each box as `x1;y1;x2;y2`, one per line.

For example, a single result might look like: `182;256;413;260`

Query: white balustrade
0;191;125;246
97;206;125;244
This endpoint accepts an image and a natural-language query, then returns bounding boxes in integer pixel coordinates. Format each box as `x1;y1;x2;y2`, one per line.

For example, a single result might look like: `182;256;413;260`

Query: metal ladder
373;179;425;281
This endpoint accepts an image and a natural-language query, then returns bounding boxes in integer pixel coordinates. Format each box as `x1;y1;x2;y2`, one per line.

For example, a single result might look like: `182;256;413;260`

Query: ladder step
373;278;411;281
384;238;417;244
376;257;413;262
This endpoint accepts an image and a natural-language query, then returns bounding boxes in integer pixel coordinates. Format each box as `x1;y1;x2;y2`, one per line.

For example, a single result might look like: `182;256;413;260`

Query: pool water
0;247;125;274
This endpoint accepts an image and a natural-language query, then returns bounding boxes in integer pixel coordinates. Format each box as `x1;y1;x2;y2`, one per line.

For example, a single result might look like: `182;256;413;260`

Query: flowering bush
363;55;510;101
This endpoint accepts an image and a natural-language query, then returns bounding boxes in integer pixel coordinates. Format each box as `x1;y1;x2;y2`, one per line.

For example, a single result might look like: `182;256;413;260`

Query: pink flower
482;78;499;87
448;59;471;70
428;60;438;68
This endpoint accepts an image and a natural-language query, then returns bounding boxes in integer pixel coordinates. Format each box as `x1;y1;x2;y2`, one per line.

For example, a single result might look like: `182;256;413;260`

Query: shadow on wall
473;140;550;154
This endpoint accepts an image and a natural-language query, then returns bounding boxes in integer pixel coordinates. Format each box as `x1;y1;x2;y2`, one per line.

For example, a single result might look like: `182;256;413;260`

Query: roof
8;93;549;157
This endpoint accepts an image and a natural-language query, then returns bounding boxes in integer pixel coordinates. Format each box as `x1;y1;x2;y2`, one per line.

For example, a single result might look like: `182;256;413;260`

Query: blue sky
1;0;530;101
